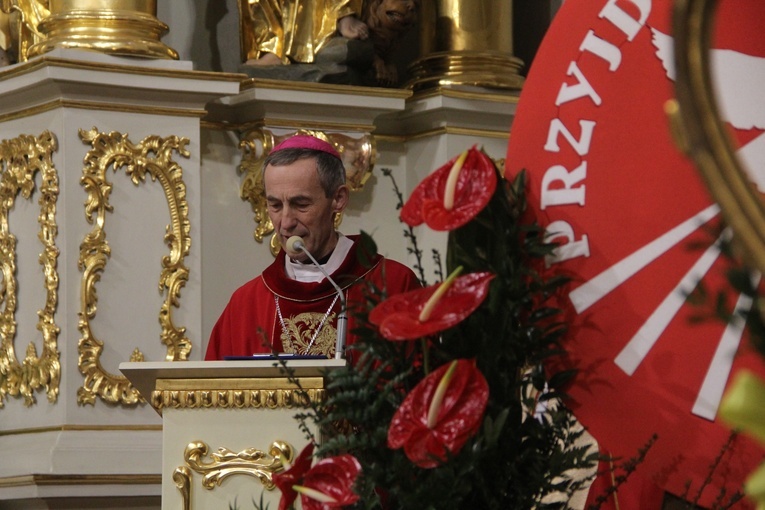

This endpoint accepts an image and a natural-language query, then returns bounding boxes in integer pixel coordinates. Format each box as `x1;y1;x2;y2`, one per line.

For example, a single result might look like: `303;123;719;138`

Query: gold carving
238;128;375;255
173;466;191;510
77;127;192;406
152;387;324;411
0;0;50;63
151;376;326;411
670;0;765;274
184;440;293;491
26;0;178;60
156;376;325;392
238;0;361;65
0;130;61;408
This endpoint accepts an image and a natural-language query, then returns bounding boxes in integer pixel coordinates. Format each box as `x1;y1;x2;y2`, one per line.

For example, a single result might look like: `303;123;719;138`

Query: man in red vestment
205;134;420;360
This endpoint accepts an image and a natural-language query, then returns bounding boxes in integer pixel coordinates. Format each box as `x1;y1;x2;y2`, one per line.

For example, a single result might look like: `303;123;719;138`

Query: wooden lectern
120;359;345;510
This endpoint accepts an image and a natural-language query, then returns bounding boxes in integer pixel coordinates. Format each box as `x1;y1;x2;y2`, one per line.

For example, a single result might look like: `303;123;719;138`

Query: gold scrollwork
238;128;376;255
152;387;325;411
0;130;61;408
185;440;294;491
77;127;192;406
173;466;191;510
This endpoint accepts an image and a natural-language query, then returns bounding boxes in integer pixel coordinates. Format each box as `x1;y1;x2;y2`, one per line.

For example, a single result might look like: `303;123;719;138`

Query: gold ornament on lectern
183;440;294;491
26;0;178;60
172;466;191;510
406;0;525;91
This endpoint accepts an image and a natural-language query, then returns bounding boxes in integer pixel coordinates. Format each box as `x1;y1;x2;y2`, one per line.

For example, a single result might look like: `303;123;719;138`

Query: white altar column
0;49;241;508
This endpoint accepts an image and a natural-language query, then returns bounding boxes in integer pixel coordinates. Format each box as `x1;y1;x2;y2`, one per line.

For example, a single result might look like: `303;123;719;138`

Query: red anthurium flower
297;454;362;510
273;442;362;510
388;359;489;468
400;145;497;231
273;443;314;510
369;269;495;340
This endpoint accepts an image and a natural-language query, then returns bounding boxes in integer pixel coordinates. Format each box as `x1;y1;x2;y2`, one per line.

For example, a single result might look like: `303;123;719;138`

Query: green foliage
296;164;597;509
228;493;271;510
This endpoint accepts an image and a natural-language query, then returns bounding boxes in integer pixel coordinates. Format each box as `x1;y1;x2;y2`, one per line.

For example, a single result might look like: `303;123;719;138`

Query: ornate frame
77;127;192;406
0;130;61;408
184;440;292;490
174;440;294;509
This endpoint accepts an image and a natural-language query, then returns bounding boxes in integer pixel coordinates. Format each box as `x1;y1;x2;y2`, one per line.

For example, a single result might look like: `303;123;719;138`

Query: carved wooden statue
361;0;419;86
239;0;419;87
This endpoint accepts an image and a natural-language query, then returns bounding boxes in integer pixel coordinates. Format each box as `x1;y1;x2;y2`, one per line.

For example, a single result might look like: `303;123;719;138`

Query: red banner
506;0;765;506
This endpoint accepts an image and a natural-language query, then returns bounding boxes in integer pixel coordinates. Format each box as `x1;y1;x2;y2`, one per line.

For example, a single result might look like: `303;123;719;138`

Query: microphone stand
288;237;347;360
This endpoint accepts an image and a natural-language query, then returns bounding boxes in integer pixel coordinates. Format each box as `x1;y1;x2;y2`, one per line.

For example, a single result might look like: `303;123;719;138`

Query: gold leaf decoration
184;440;293;491
0;130;61;408
173;465;191;510
77;127;192;406
151;387;324;411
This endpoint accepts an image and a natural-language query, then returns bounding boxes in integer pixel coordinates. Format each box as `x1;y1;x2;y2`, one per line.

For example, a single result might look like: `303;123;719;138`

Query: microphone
285;235;304;257
285;236;347;360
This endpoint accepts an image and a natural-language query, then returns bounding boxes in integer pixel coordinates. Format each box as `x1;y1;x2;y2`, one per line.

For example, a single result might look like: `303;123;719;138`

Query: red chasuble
205;235;420;360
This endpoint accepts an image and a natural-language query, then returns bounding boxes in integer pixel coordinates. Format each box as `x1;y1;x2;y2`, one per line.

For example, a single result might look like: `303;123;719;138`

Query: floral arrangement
272;147;598;509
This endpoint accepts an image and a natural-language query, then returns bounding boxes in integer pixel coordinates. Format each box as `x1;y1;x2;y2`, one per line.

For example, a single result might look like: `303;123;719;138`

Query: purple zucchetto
270;134;341;160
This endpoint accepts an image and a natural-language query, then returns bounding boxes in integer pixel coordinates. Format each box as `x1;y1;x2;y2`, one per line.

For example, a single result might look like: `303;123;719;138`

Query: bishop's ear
333;185;350;213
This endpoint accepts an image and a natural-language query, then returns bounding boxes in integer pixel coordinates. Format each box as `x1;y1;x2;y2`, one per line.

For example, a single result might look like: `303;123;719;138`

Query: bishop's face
264;158;348;263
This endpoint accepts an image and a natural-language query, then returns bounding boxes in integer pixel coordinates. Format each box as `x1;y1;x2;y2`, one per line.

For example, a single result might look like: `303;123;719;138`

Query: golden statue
241;0;367;66
239;0;419;86
0;9;11;65
0;0;50;63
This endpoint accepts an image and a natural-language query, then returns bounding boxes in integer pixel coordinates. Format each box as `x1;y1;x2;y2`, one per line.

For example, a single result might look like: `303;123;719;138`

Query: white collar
285;233;353;283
